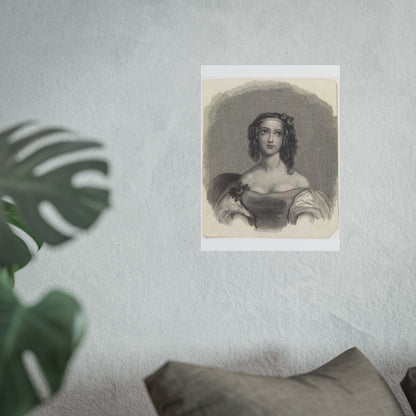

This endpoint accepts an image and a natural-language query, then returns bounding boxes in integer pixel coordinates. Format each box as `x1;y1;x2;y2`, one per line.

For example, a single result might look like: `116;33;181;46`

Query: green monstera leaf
2;200;43;250
0;122;109;269
0;273;86;416
1;200;43;284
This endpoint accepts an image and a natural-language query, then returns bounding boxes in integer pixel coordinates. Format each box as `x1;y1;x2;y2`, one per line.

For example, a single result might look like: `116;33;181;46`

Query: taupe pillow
145;348;404;415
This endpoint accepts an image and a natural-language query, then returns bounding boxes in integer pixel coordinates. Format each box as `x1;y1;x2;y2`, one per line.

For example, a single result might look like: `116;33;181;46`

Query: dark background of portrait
203;82;338;202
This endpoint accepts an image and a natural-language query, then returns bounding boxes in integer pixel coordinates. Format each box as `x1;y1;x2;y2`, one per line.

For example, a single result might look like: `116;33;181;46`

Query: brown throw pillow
145;348;404;416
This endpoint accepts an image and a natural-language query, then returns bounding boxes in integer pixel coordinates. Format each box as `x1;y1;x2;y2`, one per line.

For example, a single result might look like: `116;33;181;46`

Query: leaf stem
0;266;15;288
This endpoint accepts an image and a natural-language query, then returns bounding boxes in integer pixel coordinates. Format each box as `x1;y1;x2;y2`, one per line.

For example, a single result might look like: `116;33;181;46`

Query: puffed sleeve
214;182;254;225
288;189;332;224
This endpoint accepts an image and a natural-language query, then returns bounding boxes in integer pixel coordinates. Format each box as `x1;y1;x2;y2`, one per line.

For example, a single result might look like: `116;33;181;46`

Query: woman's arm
214;183;254;226
288;189;332;225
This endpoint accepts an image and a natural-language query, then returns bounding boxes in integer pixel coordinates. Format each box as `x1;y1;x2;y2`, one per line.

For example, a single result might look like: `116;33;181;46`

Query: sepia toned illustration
202;75;339;240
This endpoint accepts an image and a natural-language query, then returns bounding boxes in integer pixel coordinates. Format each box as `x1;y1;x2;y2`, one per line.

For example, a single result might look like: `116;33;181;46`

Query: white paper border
201;65;340;252
201;65;340;79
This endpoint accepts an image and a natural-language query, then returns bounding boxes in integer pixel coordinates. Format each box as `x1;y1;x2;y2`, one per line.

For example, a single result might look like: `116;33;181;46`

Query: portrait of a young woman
202;78;339;240
209;112;332;231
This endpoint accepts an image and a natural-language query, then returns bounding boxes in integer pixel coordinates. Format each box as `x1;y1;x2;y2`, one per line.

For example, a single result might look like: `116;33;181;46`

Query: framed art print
201;65;340;251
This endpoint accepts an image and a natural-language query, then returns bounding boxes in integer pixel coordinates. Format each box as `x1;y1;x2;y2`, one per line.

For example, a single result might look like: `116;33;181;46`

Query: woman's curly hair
248;112;297;174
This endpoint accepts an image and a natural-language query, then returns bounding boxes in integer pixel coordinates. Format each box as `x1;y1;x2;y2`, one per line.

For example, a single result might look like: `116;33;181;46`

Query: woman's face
258;118;284;157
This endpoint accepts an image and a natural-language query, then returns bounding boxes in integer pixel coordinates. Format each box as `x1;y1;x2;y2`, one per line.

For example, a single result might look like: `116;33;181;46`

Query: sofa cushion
401;367;416;414
145;348;404;416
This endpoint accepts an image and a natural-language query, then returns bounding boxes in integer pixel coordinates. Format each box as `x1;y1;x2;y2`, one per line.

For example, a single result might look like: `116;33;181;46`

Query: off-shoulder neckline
237;182;310;196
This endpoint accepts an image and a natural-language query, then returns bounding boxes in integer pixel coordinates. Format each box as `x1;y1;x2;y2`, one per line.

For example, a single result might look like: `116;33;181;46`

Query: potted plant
0;122;110;416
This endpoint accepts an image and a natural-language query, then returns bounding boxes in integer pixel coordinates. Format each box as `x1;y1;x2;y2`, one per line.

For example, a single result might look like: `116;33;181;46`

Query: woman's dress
208;173;331;231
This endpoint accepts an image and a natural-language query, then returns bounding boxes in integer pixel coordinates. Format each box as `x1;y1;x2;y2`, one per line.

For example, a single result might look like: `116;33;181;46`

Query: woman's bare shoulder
240;165;261;184
289;170;310;188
